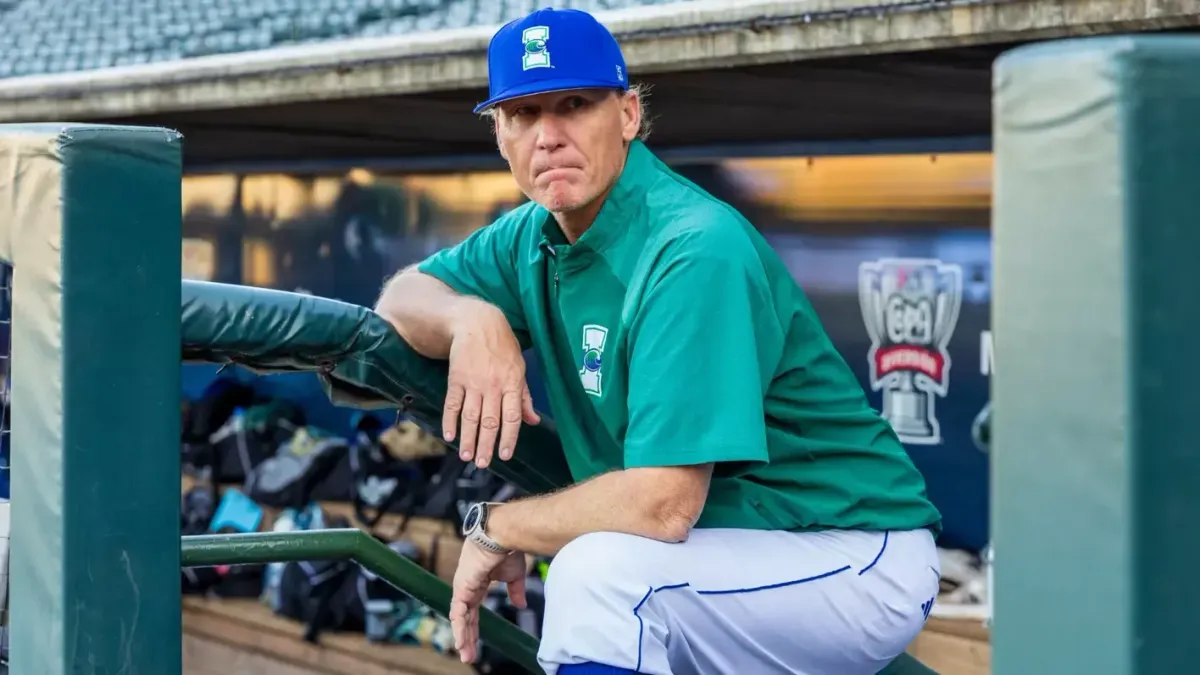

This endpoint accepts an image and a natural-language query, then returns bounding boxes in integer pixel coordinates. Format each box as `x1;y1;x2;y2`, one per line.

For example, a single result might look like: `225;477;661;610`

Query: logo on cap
522;26;550;70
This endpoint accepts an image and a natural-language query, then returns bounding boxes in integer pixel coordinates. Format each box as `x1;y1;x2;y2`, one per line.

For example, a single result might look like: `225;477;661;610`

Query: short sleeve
623;234;784;472
417;216;531;348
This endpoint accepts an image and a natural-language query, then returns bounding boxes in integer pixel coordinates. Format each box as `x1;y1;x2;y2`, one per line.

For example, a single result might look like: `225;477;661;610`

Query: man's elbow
636;466;711;542
651;505;699;543
374;264;420;312
373;265;461;359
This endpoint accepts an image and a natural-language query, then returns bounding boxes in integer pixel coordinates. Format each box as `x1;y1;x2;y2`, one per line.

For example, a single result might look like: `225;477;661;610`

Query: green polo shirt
417;140;941;535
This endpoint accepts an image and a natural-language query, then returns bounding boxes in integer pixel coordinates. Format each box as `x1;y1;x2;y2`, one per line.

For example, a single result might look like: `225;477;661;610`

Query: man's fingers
497;390;523;461
460;605;479;663
522;386;541;425
449;597;470;659
443;383;465;444
465;608;479;663
474;389;502;469
450;593;479;663
506;575;528;609
458;389;483;462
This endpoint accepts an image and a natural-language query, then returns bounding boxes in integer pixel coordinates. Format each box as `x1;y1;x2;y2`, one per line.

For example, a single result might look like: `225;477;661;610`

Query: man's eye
565;96;586;109
513;107;535;117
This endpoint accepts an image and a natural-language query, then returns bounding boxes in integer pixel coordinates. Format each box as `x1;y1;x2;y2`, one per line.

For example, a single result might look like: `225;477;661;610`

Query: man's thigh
536;528;939;675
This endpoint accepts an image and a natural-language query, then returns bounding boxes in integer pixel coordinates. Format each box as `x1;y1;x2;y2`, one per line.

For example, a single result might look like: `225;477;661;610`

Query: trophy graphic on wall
859;258;963;445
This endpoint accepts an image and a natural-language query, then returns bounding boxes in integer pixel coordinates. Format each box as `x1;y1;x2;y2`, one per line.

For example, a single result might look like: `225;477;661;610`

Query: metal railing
181;529;542;673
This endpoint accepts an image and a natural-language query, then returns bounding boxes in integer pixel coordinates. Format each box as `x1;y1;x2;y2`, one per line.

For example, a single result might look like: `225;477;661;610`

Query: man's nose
535;113;567;150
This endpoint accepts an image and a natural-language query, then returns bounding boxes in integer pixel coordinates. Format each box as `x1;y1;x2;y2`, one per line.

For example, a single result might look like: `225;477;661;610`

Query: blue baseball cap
473;8;628;114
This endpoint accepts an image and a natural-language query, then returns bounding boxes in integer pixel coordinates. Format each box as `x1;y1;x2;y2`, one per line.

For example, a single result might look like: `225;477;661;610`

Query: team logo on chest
579;324;608;397
859;258;963;445
522;26;550;71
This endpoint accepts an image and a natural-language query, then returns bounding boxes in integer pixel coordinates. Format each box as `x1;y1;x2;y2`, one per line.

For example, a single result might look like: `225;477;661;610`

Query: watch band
464;502;510;554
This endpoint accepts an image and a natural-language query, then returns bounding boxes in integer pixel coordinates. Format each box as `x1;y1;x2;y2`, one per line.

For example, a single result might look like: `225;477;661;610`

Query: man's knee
545;532;640;600
544;531;670;616
538;533;658;672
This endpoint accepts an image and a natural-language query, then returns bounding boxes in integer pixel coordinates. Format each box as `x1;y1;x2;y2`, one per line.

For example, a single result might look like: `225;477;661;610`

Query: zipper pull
540;241;560;291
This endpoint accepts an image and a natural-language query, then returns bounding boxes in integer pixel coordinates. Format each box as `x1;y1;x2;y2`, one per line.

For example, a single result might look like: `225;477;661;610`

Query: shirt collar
539;139;655;255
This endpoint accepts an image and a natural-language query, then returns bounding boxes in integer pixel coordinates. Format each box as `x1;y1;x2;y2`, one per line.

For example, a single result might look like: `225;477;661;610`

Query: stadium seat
0;0;698;79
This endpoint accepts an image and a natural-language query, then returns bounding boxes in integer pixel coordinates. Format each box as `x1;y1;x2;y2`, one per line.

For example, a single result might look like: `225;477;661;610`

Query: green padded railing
181;529;542;673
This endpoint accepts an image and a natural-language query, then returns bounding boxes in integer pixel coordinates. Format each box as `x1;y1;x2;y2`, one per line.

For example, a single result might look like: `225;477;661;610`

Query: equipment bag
180;486;219;594
274;512;367;643
391;457;520;536
244;426;347;510
350;433;424;530
204;400;306;484
182;486;267;598
361;538;424;643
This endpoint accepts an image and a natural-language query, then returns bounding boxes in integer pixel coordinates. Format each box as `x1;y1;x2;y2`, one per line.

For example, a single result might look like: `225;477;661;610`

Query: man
374;8;942;675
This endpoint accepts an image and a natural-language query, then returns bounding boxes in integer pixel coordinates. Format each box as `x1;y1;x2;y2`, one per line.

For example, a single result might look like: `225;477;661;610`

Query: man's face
493;89;640;214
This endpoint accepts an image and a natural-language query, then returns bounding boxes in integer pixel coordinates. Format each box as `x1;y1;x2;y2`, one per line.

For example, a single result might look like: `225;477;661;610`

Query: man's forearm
374;268;494;359
485;466;711;556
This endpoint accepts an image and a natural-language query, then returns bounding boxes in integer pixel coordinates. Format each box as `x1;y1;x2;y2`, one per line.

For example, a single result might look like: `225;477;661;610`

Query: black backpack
390;457;521;535
335;414;433;530
275;514;365;642
361;539;426;643
182;378;257;444
180;487;219;594
275;525;423;644
189;399;306;484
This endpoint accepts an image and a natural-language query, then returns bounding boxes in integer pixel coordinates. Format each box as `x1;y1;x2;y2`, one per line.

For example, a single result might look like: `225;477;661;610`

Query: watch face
463;505;480;533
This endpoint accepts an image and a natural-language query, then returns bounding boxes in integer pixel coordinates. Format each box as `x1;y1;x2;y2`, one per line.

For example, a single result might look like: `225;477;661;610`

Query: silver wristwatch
462;502;509;554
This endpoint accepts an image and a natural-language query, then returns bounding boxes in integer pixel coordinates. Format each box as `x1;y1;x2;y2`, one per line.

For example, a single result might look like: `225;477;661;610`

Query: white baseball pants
537;527;940;675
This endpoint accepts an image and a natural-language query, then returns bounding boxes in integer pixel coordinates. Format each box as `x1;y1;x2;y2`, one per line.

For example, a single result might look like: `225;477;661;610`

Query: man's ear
621;91;640;143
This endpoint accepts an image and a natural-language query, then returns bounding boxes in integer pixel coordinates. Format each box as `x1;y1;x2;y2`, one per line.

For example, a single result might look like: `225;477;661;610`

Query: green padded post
0;125;183;675
992;37;1200;675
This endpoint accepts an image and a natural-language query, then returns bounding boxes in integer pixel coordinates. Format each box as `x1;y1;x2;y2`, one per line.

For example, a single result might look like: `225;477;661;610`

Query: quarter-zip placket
541;241;560;292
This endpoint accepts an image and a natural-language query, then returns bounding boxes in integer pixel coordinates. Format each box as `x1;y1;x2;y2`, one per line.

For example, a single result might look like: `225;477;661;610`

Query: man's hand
450;541;529;664
445;303;541;468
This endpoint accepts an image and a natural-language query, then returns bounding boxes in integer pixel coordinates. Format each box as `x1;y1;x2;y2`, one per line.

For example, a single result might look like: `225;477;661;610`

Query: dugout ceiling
105;45;1005;172
6;0;1198;170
